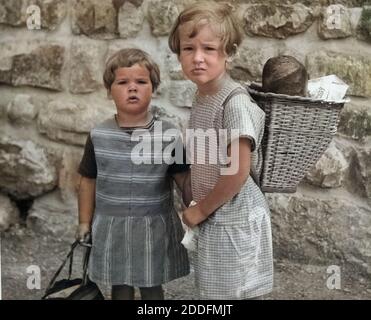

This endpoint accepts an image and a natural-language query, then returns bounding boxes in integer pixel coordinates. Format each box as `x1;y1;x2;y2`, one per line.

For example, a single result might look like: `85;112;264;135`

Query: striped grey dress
88;118;189;287
188;75;274;299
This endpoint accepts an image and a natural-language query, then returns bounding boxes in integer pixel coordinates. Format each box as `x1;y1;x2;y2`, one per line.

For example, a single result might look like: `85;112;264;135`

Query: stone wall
1;0;371;278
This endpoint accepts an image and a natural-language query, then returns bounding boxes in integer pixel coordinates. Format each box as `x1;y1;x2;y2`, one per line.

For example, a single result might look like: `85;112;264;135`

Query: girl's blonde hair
103;48;160;92
168;1;243;57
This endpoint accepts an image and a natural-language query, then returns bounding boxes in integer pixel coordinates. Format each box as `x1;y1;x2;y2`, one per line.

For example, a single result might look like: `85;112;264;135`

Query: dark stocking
111;284;135;300
139;285;164;300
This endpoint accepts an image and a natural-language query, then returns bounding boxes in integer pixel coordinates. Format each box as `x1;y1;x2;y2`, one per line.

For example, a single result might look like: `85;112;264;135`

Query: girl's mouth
128;96;139;103
192;68;206;74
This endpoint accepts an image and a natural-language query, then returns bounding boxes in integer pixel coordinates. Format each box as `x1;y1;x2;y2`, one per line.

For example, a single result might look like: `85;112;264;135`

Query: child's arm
76;175;96;242
182;138;251;227
173;171;192;207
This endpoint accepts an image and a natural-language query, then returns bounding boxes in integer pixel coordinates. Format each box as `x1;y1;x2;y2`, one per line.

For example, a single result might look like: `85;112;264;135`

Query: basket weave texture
246;83;345;193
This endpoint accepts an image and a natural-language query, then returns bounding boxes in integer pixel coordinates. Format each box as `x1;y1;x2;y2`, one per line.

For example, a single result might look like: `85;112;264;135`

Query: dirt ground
1;224;370;300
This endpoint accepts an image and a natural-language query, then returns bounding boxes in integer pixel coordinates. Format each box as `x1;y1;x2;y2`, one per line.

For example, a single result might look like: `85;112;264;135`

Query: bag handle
43;240;91;297
82;244;91;285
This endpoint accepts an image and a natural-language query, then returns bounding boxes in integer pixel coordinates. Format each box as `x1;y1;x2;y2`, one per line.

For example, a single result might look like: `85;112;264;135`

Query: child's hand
75;222;91;243
182;204;207;228
182;172;193;207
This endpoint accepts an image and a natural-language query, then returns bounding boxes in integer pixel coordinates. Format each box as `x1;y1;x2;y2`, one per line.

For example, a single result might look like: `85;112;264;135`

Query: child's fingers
182;211;193;228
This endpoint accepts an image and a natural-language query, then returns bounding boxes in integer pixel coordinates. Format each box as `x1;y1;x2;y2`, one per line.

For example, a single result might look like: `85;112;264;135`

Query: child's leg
139;285;164;300
111;284;135;300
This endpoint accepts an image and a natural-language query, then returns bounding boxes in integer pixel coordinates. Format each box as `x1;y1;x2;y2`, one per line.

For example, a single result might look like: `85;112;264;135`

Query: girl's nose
193;49;204;64
128;83;137;92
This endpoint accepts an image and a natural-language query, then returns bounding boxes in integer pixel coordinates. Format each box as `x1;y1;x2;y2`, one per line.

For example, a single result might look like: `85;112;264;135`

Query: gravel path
2;225;370;300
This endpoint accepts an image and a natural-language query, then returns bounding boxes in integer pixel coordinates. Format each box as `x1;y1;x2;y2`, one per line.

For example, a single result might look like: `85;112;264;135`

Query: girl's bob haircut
103;48;161;92
168;1;243;57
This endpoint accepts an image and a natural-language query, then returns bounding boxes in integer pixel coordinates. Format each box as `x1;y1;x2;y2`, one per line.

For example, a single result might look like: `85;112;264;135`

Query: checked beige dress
187;75;274;299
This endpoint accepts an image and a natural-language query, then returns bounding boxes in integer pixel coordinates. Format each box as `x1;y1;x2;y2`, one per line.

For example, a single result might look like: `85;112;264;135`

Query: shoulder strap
222;87;248;108
221;86;262;191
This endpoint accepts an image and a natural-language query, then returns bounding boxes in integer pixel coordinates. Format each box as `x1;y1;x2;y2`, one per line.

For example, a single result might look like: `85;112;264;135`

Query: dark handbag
42;240;104;300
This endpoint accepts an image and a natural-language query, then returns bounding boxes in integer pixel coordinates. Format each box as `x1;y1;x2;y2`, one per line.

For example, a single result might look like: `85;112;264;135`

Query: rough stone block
118;1;144;39
6;94;38;124
37;100;106;146
357;5;371;42
306;51;371;97
71;0;117;39
0;194;20;232
0;136;58;199
11;45;65;91
267;190;371;275
0;0;67;30
318;5;353;39
338;101;371;141
69;39;106;94
243;3;314;39
305;142;349;188
147;0;182;36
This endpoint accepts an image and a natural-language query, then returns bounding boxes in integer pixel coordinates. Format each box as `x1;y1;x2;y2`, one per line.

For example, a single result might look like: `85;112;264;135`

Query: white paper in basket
307;75;350;102
181;201;199;252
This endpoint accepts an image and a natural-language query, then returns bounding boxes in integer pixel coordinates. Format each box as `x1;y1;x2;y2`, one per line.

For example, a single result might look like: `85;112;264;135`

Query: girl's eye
137;80;148;84
182;47;192;51
206;47;216;51
117;81;127;84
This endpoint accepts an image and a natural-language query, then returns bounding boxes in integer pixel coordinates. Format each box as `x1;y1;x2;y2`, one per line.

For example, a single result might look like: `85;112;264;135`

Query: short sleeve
223;93;265;152
78;134;97;179
167;153;190;174
167;134;190;175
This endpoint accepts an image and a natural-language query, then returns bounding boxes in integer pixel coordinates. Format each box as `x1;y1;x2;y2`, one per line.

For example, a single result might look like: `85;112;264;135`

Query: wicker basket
246;83;345;193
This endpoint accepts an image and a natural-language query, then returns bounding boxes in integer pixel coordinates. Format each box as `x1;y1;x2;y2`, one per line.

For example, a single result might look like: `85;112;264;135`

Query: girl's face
178;22;228;95
109;64;153;118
